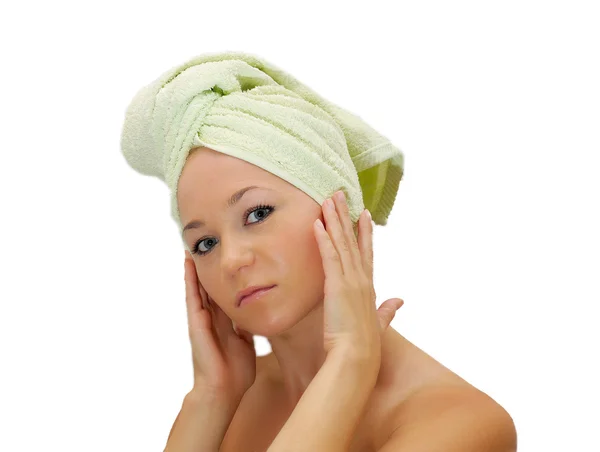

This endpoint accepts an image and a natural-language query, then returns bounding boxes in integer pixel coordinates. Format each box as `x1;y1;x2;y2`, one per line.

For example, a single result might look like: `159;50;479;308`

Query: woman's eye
196;238;216;254
247;207;270;223
192;204;275;256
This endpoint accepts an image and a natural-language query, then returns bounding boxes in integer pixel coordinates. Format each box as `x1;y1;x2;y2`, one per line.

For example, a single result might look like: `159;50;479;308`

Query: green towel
120;50;405;247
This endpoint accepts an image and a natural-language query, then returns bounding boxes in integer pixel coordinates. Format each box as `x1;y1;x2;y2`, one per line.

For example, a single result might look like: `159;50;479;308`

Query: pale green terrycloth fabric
120;51;405;250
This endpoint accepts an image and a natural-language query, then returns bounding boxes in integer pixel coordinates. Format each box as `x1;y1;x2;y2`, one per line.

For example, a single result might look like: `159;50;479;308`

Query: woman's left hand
314;190;404;367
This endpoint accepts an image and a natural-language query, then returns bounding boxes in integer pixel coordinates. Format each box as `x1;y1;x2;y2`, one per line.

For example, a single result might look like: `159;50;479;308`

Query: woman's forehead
184;147;280;182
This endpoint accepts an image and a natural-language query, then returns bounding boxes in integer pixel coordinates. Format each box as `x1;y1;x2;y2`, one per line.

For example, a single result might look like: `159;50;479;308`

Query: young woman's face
177;146;327;336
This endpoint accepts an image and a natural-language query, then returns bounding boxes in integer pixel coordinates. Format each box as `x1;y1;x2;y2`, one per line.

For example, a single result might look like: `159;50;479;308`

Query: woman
121;51;516;451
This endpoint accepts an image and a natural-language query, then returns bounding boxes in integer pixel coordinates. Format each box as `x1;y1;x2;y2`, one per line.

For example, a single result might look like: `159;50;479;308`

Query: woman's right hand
183;250;257;405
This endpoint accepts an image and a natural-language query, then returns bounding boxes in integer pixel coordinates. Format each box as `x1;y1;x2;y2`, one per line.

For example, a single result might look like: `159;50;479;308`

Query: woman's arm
266;350;379;452
164;389;238;452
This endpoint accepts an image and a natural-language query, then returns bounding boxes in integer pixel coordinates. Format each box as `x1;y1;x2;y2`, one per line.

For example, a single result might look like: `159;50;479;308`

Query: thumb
377;298;404;331
234;325;255;347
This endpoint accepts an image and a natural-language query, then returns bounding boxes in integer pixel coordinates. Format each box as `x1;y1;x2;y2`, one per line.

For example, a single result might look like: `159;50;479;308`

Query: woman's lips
238;285;275;307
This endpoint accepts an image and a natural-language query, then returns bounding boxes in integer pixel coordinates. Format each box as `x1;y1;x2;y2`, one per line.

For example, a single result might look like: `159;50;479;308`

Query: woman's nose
220;238;256;273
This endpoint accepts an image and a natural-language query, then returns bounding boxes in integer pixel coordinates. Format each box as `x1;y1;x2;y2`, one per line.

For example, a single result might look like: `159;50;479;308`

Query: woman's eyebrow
182;186;273;234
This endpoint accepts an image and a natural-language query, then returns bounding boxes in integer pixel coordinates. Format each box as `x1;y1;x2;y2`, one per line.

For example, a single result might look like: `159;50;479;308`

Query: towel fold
120;50;405;246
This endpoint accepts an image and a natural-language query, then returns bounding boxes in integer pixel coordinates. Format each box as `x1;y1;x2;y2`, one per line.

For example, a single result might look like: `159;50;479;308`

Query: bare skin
177;146;493;451
218;327;479;451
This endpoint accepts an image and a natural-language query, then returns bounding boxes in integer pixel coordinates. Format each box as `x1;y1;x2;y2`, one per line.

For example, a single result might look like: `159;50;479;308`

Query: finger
184;255;217;339
186;251;211;310
235;325;255;346
378;309;396;332
358;209;374;281
184;255;203;319
377;299;403;332
332;190;362;273
183;253;229;370
184;254;235;341
207;296;237;338
314;216;344;284
322;195;353;275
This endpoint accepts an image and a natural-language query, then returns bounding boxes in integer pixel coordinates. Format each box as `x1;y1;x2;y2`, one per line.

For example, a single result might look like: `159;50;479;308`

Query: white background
1;1;598;450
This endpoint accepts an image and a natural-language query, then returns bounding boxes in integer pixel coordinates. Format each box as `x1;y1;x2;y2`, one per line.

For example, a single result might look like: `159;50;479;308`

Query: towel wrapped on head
120;51;405;248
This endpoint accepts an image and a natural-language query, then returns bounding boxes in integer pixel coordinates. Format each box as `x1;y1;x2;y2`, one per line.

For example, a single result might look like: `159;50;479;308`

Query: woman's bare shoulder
372;331;512;448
